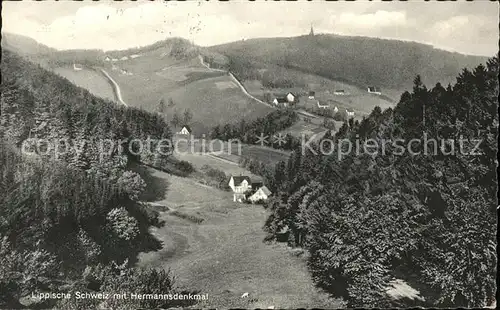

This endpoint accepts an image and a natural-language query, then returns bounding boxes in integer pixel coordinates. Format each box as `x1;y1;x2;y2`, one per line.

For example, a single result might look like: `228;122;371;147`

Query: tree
117;171;146;201
167;98;175;107
157;98;166;115
106;207;140;241
183;108;193;125
171;112;181;129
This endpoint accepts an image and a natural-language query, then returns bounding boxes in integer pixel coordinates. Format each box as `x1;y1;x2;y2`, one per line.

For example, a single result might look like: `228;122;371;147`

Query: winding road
198;55;271;108
97;68;128;107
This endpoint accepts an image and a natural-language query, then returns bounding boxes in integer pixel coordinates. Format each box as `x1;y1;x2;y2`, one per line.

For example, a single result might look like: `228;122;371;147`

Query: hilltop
1;33;272;135
210;34;488;91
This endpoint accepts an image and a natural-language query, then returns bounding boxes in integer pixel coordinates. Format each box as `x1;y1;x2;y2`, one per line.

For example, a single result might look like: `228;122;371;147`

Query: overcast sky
2;1;498;56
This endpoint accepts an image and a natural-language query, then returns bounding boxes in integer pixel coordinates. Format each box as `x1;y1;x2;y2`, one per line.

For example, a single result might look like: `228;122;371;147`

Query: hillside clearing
53;66;116;102
102;55;273;135
137;167;344;309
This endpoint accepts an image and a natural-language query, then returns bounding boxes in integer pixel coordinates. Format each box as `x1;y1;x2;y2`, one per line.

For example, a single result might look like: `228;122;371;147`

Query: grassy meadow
53;66;116;102
102;52;273;135
136;167;344;309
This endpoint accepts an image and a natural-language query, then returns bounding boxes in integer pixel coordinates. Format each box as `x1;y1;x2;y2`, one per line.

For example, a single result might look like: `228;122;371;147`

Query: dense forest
262;56;498;307
0;50;194;309
211;34;487;90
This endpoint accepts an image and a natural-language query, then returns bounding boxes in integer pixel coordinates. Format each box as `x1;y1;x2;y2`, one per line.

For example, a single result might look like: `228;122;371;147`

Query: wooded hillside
211;34;488;91
262;55;498;308
0;50;194;309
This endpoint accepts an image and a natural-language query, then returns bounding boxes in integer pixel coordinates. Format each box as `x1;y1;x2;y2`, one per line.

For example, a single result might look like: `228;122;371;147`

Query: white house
73;63;82;71
286;92;296;103
367;87;382;95
177;125;192;135
248;186;272;203
120;56;129;61
333;106;339;113
334;90;346;95
104;56;111;62
346;108;355;118
229;175;252;202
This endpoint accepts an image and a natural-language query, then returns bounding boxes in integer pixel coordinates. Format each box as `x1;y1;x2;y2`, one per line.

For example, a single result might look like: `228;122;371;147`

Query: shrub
175;160;195;174
169;211;204;224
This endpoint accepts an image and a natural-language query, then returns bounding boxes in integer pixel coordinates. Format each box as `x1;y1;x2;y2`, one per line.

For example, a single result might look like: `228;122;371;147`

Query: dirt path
97;68;128;106
198;55;274;109
138;167;343;308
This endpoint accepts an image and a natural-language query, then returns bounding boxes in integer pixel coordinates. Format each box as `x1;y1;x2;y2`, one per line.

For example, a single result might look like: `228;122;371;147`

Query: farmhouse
334;90;346;95
229;175;252;202
177;125;192;135
346;108;355;118
248;186;272;203
367;86;382;95
104;56;111;62
73;63;83;71
286;92;296;103
120;56;129;61
308;91;315;99
333;106;339;113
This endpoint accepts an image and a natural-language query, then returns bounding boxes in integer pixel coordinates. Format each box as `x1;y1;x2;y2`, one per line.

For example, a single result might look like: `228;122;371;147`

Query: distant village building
367;86;382;95
333;106;339;113
111;58;119;62
104;56;111;62
73;63;82;71
286;92;296;103
334;90;346;95
346;108;355;118
229;175;252;202
308;91;315;99
177;125;192;135
120;56;128;61
248;186;272;203
317;101;330;109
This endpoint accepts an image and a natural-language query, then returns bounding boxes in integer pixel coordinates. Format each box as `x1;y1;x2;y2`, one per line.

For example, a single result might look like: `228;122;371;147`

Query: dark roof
335;89;345;92
308;91;315;95
286;92;296;96
180;125;191;132
232;175;251;186
346;108;355;112
368;87;380;92
251;182;263;188
275;97;288;104
259;186;272;196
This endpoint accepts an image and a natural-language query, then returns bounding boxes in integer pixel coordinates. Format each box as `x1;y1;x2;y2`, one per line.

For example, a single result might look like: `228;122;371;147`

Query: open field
174;152;262;181
137;167;344;309
174;136;290;165
53;66;116;102
103;54;273;135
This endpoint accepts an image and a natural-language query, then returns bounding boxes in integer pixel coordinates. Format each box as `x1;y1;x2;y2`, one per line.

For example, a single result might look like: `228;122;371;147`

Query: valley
1;12;495;308
136;167;343;309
